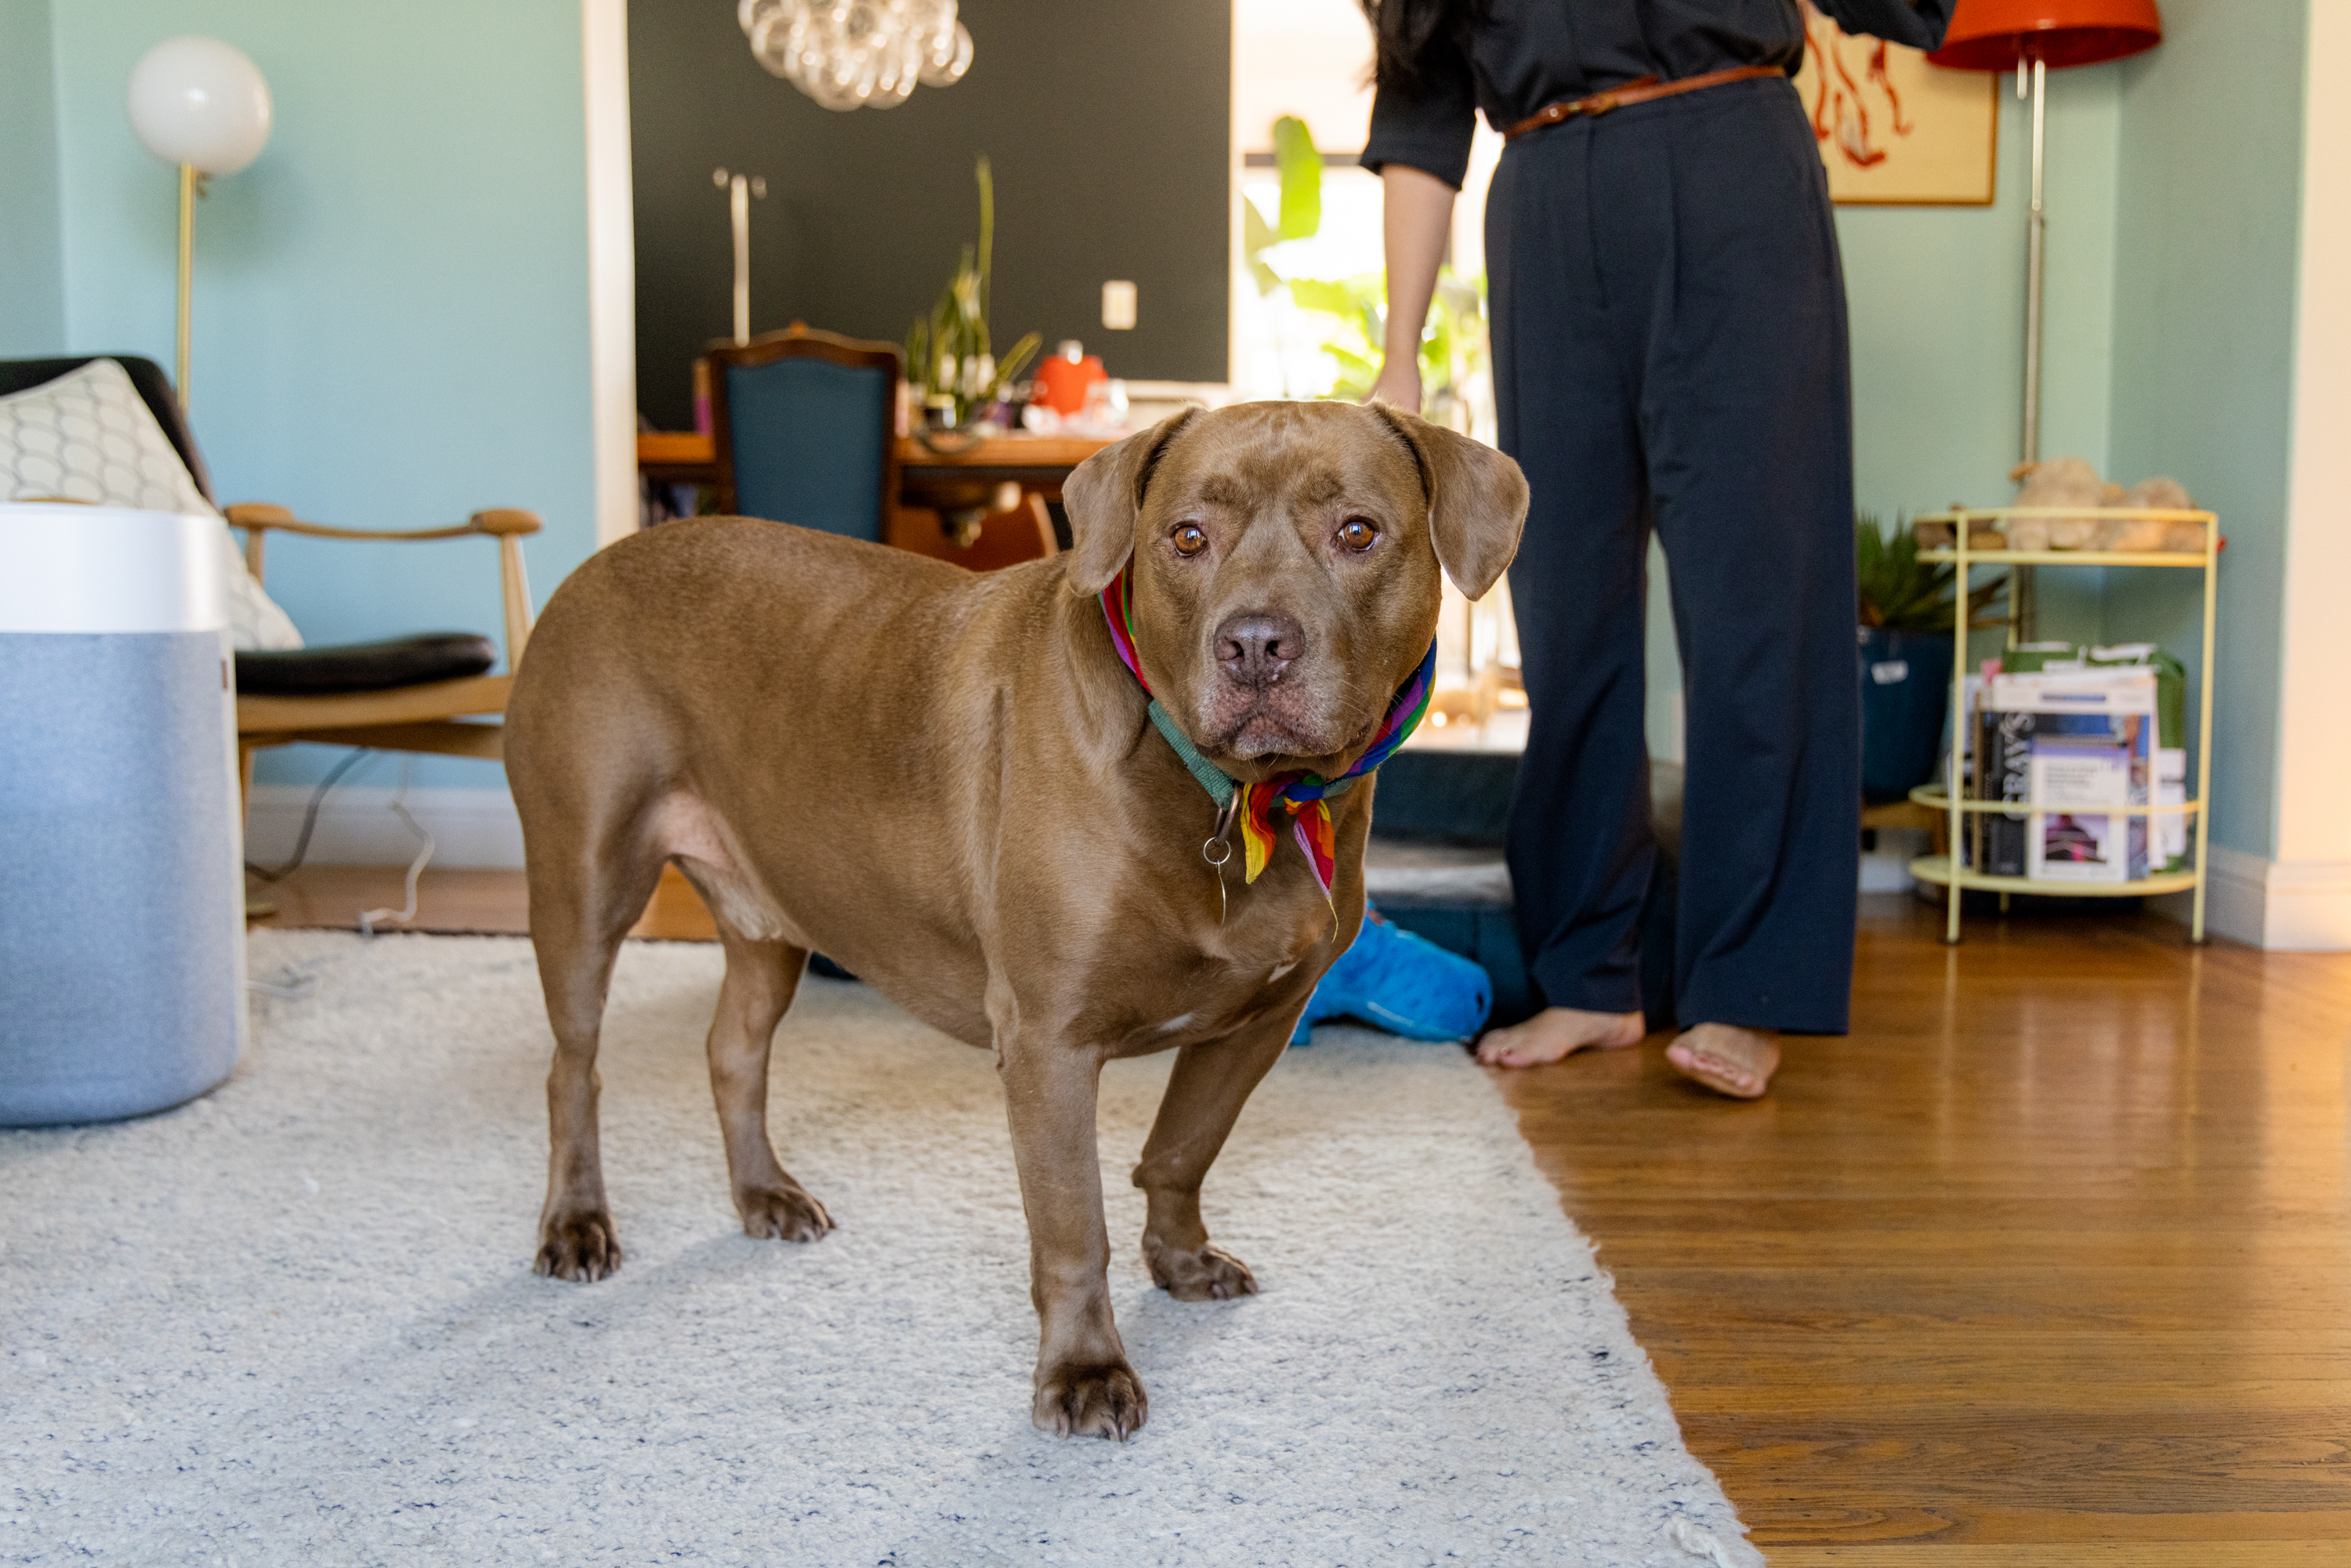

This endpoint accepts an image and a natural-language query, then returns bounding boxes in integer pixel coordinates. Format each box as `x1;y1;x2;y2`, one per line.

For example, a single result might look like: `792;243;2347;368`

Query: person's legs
1479;129;1658;1067
1636;80;1862;1087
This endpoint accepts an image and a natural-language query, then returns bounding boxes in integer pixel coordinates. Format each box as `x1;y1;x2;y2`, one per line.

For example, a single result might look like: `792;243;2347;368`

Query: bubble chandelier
738;0;973;111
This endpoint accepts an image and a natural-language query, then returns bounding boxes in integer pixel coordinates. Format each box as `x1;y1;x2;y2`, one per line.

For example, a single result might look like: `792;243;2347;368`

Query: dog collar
1100;567;1436;904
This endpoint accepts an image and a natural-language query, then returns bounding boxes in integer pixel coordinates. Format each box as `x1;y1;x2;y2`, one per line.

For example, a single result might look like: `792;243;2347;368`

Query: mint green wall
2104;0;2309;861
1839;64;2124;646
0;0;65;355
42;0;598;789
1841;67;2121;526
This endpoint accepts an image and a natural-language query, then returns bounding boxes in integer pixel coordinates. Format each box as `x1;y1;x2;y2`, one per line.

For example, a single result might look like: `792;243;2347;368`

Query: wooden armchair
230;502;540;796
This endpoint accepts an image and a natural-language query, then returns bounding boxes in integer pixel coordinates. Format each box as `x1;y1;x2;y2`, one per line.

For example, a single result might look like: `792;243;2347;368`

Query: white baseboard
245;786;524;871
2148;843;2351;950
241;786;2351;951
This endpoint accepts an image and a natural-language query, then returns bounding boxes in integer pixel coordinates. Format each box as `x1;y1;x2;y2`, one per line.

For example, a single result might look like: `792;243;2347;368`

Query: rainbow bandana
1102;567;1436;904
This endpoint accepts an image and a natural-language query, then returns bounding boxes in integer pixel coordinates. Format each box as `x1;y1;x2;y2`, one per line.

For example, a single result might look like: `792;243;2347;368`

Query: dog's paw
534;1210;622;1282
1033;1361;1149;1441
737;1183;834;1244
1143;1237;1259;1302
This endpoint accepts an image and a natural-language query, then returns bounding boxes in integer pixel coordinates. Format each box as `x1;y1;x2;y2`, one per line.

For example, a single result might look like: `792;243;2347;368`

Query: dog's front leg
1132;1006;1296;1300
998;1038;1146;1440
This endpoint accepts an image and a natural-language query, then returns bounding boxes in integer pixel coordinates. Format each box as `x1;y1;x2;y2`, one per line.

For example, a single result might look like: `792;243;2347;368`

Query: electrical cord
244;749;372;884
358;759;435;937
247;969;320;1000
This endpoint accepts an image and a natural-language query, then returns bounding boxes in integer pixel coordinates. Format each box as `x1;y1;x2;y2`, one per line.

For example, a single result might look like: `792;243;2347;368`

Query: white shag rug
2;932;1759;1568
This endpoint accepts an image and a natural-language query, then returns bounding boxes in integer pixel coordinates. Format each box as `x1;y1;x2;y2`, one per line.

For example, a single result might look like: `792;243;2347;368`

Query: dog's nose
1216;612;1305;686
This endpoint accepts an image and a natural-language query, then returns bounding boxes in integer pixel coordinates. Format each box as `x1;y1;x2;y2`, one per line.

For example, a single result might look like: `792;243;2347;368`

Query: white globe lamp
127;37;273;411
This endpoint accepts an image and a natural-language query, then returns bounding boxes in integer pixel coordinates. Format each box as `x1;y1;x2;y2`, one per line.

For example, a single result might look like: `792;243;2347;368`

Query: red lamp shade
1929;0;2162;71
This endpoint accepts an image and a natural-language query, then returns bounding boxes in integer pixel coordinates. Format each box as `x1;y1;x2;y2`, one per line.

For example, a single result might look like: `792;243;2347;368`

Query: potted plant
1857;516;2006;802
904;156;1041;437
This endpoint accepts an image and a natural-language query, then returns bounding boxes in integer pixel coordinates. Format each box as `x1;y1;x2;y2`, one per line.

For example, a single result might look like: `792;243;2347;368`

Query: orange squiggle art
1801;0;1914;169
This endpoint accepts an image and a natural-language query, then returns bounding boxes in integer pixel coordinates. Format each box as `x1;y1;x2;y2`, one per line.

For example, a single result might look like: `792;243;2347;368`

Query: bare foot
1476;1006;1646;1068
1665;1023;1781;1099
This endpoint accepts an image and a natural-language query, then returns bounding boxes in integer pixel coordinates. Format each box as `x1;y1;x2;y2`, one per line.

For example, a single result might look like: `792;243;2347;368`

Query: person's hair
1360;0;1484;89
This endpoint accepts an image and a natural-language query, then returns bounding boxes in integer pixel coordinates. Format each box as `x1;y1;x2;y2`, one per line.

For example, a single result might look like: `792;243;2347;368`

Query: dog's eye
1339;517;1379;552
1172;523;1208;557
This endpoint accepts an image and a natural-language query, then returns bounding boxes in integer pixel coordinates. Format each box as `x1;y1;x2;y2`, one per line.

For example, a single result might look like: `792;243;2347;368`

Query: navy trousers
1489;75;1860;1034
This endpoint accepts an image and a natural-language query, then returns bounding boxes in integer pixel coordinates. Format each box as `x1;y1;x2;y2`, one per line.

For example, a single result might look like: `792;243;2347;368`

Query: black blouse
1362;0;1956;187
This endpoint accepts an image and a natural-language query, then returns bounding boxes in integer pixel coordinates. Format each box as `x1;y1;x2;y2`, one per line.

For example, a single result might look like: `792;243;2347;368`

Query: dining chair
708;323;901;541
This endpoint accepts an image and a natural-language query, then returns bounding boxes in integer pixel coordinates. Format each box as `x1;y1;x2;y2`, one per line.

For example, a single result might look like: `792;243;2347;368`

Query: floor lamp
1931;1;2161;636
127;37;273;412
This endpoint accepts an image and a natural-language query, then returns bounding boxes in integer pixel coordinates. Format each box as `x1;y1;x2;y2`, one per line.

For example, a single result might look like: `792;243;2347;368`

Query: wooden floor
253;867;2351;1563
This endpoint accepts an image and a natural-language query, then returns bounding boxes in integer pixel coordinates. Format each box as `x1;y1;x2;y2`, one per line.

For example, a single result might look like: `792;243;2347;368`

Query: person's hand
1365;360;1422;414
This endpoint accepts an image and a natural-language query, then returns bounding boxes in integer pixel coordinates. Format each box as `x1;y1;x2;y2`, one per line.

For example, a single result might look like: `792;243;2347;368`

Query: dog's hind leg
527;810;665;1284
704;929;834;1243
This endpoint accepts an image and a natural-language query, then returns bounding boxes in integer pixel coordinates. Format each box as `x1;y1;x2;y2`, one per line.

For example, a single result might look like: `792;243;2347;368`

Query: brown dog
504;400;1527;1439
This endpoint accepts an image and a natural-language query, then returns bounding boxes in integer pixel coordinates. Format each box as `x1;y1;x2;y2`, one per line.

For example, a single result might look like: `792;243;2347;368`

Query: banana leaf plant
1248;116;1489;418
904;156;1041;428
1857;514;2007;632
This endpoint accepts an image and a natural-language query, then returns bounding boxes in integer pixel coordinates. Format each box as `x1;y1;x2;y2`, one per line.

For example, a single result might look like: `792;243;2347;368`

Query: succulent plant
1857;514;2007;632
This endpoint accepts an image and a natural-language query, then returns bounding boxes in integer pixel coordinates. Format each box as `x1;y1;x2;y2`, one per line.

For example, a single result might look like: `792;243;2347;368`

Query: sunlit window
1231;0;1520;744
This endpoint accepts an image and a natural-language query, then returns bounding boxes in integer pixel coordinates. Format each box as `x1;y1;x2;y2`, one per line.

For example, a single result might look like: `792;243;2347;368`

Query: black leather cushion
235;633;497;696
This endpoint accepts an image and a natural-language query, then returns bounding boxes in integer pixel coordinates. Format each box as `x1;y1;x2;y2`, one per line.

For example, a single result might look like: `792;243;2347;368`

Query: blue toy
1291;903;1492;1046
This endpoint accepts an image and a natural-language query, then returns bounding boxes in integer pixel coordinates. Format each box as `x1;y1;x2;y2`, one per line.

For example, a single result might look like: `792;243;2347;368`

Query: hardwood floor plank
1603;1268;2349;1333
1645;1338;2351;1396
1767;1543;2351;1566
1664;1379;2351;1416
250;862;715;940
1689;1407;2351;1507
1592;1229;2349;1269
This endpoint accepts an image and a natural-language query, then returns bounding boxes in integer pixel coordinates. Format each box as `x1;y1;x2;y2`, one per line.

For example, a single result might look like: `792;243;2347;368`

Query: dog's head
1063;400;1527;780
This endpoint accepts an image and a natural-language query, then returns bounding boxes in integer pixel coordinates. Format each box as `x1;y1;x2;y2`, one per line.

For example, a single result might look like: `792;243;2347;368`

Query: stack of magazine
1959;644;2189;882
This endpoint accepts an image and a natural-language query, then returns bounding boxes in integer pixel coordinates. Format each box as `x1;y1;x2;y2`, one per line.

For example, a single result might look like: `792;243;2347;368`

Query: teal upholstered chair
708;324;901;541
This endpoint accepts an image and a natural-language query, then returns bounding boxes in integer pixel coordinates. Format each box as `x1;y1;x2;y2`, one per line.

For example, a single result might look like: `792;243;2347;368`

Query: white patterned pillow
0;357;302;650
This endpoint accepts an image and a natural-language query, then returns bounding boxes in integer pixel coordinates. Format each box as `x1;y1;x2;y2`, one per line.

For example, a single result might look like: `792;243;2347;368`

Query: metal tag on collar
1202;791;1241;924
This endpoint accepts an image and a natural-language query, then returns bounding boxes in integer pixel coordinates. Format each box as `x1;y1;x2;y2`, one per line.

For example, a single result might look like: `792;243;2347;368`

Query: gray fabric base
0;631;245;1124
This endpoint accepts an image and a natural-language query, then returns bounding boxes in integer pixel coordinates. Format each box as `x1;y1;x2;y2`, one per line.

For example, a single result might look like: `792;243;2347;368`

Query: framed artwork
1794;1;1998;205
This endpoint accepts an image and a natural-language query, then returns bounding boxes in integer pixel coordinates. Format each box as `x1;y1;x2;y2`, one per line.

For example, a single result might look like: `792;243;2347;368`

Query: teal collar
1143;700;1362;809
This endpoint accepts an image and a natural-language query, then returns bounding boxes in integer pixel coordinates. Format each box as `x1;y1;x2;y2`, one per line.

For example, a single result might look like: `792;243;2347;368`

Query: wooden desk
636;431;723;486
636;432;1109;502
636;430;1114;569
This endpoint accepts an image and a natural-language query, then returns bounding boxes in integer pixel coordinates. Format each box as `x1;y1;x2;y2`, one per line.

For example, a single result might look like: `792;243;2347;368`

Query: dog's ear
1369;404;1529;600
1062;410;1199;596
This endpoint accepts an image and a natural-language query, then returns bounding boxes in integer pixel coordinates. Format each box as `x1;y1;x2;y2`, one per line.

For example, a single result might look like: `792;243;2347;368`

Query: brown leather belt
1502;64;1785;141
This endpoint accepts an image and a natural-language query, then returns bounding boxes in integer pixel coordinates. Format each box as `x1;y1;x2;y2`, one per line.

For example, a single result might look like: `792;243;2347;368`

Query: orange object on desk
1033;347;1107;416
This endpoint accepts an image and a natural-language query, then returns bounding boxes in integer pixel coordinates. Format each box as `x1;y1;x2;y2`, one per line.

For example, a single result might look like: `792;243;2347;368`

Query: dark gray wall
629;0;1233;431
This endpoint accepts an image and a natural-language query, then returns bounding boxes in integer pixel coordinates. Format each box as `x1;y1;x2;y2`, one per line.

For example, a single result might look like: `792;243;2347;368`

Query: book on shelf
1966;669;2156;882
1998;644;2189;869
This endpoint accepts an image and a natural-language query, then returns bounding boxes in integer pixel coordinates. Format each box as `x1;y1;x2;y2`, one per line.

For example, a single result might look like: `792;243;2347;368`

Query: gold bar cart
1904;505;2220;945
